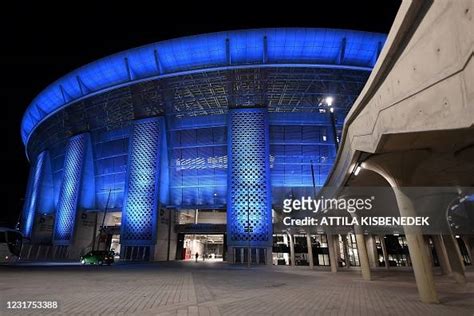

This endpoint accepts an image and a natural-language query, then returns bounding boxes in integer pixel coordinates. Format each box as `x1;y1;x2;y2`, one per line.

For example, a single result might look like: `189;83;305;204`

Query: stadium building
20;28;390;264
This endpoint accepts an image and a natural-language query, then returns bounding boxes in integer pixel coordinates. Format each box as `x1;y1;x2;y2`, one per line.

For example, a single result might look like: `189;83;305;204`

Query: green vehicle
80;250;115;265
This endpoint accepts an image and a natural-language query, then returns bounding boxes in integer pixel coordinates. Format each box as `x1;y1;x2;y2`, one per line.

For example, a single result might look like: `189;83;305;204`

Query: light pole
324;96;339;152
93;188;112;251
310;160;317;198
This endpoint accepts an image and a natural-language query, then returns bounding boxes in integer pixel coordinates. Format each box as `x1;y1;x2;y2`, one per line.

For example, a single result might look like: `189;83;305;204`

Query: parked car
80;250;114;265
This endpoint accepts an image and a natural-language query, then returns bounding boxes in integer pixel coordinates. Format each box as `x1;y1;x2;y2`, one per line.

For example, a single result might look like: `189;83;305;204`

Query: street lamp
325;96;333;106
213;192;218;206
354;165;362;176
322;96;339;151
93;188;114;251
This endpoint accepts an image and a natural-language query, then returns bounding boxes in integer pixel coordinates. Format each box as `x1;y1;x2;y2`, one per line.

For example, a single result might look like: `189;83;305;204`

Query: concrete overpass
324;0;474;303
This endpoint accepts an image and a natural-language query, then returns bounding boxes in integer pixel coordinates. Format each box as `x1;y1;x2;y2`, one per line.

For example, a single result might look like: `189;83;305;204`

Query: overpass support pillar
306;231;314;269
355;231;372;281
380;235;390;269
409;190;467;284
442;234;466;283
432;235;452;275
327;234;338;272
362;152;439;304
463;237;473;264
287;233;295;267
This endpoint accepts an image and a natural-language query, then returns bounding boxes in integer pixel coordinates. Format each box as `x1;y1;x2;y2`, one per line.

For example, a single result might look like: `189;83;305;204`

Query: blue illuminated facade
269;113;337;205
227;109;272;249
168;115;228;207
21;151;47;238
20;28;386;262
21;28;385;147
53;134;90;245
121;118;164;247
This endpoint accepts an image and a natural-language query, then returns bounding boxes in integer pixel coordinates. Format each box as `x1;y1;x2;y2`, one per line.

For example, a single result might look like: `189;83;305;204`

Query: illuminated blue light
21;28;386;146
93;126;130;210
53;134;89;245
21;151;46;238
269;113;337;204
50;148;65;210
169;116;227;207
230;29;264;64
78;135;96;209
121;117;163;246
37;151;55;215
227;108;272;247
158;33;227;72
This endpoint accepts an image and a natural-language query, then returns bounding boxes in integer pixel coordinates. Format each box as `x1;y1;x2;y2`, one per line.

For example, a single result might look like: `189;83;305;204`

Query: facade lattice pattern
227;109;271;246
21;151;46;238
20;29;383;259
121;118;162;245
53;134;88;244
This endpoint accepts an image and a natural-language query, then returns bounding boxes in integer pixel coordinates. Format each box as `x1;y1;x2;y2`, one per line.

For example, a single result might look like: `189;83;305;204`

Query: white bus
0;228;23;264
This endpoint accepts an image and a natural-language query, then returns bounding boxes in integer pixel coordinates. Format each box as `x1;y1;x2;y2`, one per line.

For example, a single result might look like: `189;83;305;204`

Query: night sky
1;1;401;227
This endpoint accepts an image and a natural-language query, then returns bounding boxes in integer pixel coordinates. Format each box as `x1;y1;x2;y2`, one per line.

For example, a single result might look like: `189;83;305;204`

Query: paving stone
0;262;473;315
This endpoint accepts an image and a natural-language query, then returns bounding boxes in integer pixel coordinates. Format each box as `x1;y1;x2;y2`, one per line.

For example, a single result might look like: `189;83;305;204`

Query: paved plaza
1;262;474;315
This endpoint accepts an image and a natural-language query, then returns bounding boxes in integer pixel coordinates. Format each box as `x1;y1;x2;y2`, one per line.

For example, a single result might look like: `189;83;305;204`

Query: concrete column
393;188;439;303
334;235;342;268
327;234;338;273
380;236;390;269
425;236;435;267
463;236;473;264
366;235;379;268
456;237;467;272
432;235;451;275
342;235;350;268
409;189;467;283
442;234;466;283
287;233;295;267
363;154;439;304
355;232;372;281
306;232;314;269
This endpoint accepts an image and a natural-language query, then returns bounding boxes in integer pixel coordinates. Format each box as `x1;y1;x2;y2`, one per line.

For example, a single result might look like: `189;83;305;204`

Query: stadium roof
21;28;386;145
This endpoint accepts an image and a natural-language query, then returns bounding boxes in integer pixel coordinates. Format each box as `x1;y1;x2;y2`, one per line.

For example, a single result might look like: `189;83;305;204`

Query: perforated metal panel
22;151;47;238
227;108;272;247
121;117;162;245
53;134;88;245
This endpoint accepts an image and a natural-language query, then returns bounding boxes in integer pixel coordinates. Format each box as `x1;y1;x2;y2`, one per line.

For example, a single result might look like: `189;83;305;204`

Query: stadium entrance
176;234;225;261
175;208;227;261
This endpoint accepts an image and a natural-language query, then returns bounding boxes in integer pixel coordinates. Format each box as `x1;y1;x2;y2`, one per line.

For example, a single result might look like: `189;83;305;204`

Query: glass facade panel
169;125;227;207
270;123;336;205
93;127;130;210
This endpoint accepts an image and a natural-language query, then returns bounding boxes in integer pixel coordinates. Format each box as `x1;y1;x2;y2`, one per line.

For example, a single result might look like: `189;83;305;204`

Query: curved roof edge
21;28;387;146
